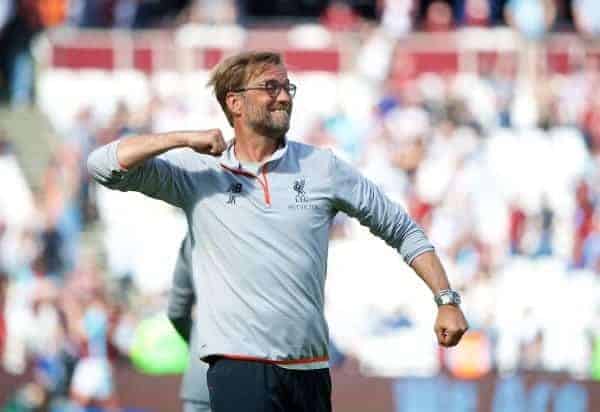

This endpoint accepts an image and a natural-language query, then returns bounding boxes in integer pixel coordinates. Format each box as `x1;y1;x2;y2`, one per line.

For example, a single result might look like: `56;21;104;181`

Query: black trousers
206;357;331;412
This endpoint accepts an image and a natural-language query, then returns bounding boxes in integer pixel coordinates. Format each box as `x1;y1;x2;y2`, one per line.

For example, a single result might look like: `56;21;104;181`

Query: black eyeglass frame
232;80;297;98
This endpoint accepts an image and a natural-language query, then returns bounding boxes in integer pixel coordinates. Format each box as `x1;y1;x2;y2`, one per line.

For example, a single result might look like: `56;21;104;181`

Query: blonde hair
207;51;284;126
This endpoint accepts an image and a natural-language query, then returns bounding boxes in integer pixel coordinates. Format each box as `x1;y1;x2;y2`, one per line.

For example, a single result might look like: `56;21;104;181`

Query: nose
275;86;292;102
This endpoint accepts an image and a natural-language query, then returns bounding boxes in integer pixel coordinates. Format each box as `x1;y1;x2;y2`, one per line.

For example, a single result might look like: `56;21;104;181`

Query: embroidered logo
226;183;242;205
288;178;320;210
293;178;307;203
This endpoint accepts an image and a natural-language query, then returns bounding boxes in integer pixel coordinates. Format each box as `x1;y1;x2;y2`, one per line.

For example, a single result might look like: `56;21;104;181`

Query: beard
245;101;292;140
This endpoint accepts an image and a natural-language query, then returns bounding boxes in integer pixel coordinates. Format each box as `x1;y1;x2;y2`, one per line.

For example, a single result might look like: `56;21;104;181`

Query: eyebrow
258;79;290;85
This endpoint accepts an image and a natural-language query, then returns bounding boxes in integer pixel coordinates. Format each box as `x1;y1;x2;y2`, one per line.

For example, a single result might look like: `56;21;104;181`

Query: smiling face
239;64;294;140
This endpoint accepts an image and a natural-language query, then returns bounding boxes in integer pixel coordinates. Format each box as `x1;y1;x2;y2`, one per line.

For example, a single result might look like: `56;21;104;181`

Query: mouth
270;104;291;112
270;109;290;120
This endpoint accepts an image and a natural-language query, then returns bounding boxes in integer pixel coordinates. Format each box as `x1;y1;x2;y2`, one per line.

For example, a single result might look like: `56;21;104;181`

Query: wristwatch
434;289;462;307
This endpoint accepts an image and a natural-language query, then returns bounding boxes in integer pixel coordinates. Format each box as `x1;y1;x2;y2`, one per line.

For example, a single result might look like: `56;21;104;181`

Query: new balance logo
226;183;243;205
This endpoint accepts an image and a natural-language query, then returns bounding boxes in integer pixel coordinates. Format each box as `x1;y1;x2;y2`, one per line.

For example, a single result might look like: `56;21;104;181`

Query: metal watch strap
434;289;461;307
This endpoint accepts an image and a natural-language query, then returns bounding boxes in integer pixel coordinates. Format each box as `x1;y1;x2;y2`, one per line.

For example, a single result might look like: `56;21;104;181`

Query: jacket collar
220;137;288;174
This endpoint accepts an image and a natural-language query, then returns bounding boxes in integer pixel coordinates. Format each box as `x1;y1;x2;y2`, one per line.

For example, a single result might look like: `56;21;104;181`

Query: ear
226;92;243;118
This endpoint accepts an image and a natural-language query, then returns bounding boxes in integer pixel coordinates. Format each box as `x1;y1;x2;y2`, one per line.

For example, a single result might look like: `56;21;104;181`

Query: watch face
436;290;461;306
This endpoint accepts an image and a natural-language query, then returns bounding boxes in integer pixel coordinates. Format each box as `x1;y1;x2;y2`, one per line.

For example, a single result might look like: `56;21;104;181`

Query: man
167;236;211;412
87;50;468;412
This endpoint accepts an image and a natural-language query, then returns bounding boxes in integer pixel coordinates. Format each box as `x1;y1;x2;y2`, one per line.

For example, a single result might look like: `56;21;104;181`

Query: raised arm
117;129;226;170
87;129;227;207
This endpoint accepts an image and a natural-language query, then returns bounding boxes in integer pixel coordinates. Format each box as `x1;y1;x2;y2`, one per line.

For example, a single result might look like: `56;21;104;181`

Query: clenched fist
185;129;227;156
114;128;229;170
434;305;468;347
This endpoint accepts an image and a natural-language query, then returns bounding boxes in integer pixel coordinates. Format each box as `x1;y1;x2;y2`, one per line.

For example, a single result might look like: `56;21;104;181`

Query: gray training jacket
88;138;434;369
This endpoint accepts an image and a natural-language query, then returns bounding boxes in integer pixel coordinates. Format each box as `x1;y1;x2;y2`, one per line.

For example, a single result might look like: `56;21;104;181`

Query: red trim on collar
220;163;272;207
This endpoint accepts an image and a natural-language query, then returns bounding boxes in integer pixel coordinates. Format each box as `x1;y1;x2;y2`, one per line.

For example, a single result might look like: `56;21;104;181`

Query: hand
434;305;468;347
185;129;227;156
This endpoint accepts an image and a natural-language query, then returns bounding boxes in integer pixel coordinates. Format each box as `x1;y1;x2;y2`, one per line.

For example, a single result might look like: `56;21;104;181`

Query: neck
233;125;282;163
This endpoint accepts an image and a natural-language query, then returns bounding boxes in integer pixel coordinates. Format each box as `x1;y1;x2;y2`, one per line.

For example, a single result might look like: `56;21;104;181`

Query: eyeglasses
233;80;297;98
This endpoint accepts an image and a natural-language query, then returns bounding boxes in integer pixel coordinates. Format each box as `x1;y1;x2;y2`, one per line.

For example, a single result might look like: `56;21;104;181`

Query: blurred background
0;0;599;411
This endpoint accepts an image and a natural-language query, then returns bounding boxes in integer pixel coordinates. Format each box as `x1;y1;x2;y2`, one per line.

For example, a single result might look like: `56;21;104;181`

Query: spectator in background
582;84;600;156
28;279;71;409
0;0;14;36
321;0;360;32
72;0;191;28
69;297;117;409
423;1;454;32
486;54;517;127
533;196;554;257
36;0;68;27
0;0;67;106
504;0;556;40
421;0;506;27
573;180;595;268
131;0;191;28
184;0;239;25
359;81;428;197
66;259;121;411
572;0;600;38
97;101;134;145
68;0;110;27
581;209;600;274
518;326;545;371
379;0;416;38
40;146;84;276
67;107;100;224
456;0;493;27
508;202;527;255
112;0;138;28
0;0;38;106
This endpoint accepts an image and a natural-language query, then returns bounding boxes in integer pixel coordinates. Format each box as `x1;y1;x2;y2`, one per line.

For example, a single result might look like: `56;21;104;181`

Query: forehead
250;64;288;83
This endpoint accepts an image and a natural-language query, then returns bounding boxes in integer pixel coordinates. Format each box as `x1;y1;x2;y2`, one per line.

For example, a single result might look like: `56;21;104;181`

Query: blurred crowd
0;127;139;409
0;0;600;411
2;0;600;107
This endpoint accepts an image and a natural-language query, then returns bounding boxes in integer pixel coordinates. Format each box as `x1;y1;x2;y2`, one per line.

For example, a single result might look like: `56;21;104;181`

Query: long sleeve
86;139;194;208
329;153;434;264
